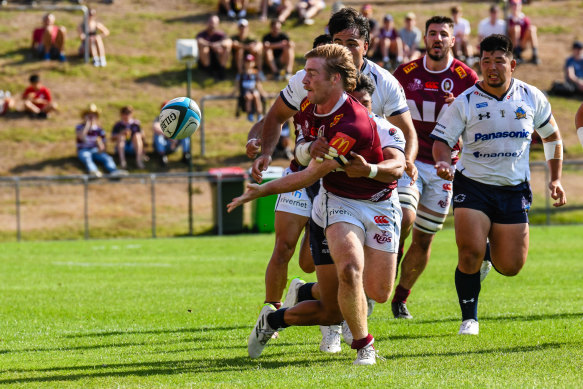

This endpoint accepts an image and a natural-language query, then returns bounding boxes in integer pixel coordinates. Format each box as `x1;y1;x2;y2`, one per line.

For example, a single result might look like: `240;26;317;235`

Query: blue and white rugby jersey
373;113;406;154
431;78;555;186
280;58;409;118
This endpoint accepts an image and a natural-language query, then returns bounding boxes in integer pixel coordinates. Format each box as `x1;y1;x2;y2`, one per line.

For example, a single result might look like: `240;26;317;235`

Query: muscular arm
541;131;567;207
432;139;455;181
387;110;418;181
343;148;405;183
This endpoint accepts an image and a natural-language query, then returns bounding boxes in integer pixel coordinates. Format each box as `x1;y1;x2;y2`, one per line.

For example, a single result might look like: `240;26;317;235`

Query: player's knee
337;261;363;287
413;210;446;236
272;240;296;263
367;287;391;304
493;260;524;277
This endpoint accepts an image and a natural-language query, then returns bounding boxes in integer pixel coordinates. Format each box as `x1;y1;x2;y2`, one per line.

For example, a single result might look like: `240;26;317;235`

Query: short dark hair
120;105;134;115
479;34;514;58
313;34;332;48
328;7;370;45
424;16;454;35
29;74;40;83
353;73;375;96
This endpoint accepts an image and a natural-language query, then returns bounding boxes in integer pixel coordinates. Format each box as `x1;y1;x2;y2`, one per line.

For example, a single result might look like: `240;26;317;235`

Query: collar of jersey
422;55;454;74
475;78;515;101
314;92;348;117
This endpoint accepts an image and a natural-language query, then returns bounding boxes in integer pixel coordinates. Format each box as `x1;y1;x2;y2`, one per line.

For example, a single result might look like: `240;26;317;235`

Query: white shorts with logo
311;188;402;253
397;160;453;214
274;167;312;217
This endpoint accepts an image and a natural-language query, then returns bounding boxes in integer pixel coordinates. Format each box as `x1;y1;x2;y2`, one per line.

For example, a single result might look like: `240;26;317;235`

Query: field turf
0;226;582;388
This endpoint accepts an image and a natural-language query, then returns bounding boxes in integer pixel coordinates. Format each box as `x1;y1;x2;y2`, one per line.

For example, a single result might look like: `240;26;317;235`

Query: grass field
1;226;582;387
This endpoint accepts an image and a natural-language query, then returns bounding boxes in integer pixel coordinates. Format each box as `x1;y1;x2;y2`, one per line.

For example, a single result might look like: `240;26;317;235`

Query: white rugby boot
341;320;353;346
248;304;277;358
458;319;479;335
353;343;377;365
281;278;306;309
319;325;341;353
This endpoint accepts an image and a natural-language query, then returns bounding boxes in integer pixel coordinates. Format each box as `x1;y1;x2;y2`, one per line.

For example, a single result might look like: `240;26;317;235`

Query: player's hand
246;138;261;159
227;183;262;213
444;92;455;105
405;160;418;184
549;180;567;207
309;137;330;161
434;160;454;181
251;154;271;183
343;151;369;178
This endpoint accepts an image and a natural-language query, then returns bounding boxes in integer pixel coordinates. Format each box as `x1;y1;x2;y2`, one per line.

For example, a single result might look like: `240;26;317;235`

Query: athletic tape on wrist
246;138;257;146
543;140;563;161
295;141;312;166
368;164;378;178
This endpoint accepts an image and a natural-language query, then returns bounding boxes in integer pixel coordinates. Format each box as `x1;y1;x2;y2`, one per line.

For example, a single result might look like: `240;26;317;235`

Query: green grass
1;227;582;387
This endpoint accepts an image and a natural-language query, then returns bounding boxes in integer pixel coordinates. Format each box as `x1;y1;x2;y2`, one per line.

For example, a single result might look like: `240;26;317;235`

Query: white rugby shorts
274;167;312;217
311;188;402;253
397;160;453;215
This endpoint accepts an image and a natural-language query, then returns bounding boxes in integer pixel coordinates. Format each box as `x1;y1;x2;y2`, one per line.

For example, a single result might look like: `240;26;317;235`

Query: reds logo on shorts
438;199;449;208
373;231;392;244
442;183;452;191
374;215;390;226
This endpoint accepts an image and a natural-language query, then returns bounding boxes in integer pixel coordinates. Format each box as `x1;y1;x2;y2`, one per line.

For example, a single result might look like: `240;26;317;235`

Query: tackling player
390;16;479;319
431;34;567;335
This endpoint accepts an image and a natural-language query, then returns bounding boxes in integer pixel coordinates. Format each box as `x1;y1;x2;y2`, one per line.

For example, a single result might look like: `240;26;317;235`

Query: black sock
455;267;480;321
483;242;491;263
267;308;289;329
297;282;315;302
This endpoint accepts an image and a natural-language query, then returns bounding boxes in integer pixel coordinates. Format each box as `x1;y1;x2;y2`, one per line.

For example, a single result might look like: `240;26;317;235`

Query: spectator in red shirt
508;0;540;64
31;13;67;62
22;74;59;119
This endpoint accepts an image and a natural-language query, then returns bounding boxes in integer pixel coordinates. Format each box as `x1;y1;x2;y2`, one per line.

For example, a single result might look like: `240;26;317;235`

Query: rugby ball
159;97;201;140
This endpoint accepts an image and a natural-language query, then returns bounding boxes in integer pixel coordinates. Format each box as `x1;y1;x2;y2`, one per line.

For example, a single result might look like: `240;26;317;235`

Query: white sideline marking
91;244;143;251
53;261;171;268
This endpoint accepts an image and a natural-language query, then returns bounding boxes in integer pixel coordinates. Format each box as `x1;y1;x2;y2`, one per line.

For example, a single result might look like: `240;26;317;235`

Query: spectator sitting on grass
196;15;232;81
477;4;507;43
296;0;325;25
508;0;540;64
218;0;248;20
22;74;59;119
237;54;267;123
231;18;264;78
565;40;583;95
262;19;294;80
152;101;191;168
111;106;147;170
451;5;474;65
76;104;127;178
31;13;67;62
77;8;110;67
399;12;422;62
259;0;293;24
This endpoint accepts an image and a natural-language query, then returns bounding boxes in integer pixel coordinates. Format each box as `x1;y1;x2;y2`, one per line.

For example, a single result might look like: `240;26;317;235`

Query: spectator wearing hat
262;19;295;80
451;5;474;65
31;13;67;62
565;41;583;94
477;4;507;43
22;74;59;119
76;104;127;178
508;0;540;64
399;12;422;62
152;102;191;168
196;15;232;80
111;106;147;170
237;54;266;122
231;18;264;77
377;14;403;70
259;0;293;24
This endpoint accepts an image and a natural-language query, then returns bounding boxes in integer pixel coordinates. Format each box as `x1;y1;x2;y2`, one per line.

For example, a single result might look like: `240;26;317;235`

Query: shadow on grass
164;13;211;24
411;311;583;325
63;324;249;338
9;156;82;175
134;68;229;89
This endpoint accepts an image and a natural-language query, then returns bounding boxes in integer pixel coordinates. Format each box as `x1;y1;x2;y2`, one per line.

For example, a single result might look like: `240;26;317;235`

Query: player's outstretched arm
343;149;405;183
433;140;455;181
246;118;264;160
252;96;297;182
387;110;418;183
228;158;338;213
541;131;567;207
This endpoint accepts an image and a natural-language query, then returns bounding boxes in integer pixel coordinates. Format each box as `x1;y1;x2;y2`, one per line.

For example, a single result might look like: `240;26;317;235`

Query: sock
455;267;480;321
297;282;315;302
392;284;411;303
267;308;289;329
265;301;282;309
532;47;538;57
351;333;374;350
483;242;491;263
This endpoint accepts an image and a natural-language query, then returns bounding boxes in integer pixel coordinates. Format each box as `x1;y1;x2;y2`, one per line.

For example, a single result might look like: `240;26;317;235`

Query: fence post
83;175;89;240
14;177;21;242
151;174;157;238
217;172;223;236
199;97;206;157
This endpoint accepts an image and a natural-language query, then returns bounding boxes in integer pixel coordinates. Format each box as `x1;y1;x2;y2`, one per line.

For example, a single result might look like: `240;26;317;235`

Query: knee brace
398;186;419;213
413;210;447;235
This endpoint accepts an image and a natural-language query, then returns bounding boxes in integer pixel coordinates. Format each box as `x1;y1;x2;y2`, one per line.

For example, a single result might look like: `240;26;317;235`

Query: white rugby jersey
280;58;409;118
431;79;554;186
373;113;406;153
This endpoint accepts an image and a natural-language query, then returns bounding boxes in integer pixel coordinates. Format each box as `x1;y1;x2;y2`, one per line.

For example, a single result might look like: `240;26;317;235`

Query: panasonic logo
474;130;529;142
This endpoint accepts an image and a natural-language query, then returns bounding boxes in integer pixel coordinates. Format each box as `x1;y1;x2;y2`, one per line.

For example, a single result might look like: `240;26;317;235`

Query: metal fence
0;161;582;242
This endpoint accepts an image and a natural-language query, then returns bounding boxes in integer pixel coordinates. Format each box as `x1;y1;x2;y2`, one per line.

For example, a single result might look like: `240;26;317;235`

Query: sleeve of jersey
429;98;466;148
382;75;409;117
532;88;556;138
376;117;406;154
279;70;306;111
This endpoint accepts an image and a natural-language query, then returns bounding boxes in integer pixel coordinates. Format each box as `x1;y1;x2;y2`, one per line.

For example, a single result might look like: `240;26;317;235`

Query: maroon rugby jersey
295;93;396;201
394;57;478;164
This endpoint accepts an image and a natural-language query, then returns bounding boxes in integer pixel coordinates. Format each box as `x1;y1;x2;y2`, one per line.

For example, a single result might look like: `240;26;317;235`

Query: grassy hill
1;0;582;177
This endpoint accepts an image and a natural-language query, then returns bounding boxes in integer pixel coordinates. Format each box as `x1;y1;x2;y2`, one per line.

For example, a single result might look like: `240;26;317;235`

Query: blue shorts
452;172;532;224
309;218;333;266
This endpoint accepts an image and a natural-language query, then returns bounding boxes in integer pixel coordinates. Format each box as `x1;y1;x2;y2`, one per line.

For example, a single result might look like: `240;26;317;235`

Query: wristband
543;140;563;161
368;164;378;178
578;127;583;147
295;141;312;166
246;138;257;146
